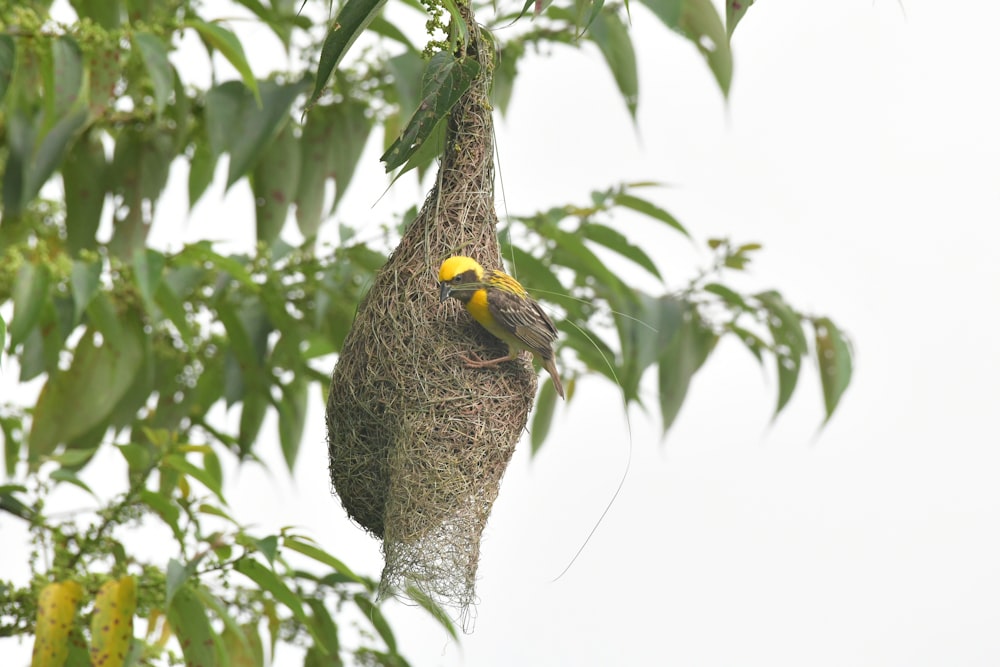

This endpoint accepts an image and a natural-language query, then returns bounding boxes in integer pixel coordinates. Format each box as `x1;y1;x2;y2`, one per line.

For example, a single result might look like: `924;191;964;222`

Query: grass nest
325;12;536;615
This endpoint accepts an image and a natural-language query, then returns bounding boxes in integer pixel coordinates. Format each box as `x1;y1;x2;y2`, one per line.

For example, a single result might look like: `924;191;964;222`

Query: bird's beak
439;282;451;303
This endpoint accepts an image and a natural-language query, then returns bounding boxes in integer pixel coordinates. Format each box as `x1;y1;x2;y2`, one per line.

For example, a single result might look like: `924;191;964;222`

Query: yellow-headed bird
438;256;565;399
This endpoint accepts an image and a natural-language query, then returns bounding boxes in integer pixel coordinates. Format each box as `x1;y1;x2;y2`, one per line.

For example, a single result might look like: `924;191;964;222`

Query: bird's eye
453;275;462;283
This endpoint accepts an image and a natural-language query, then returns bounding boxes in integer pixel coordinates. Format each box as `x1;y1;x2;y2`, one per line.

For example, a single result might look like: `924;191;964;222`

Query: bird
438;255;565;399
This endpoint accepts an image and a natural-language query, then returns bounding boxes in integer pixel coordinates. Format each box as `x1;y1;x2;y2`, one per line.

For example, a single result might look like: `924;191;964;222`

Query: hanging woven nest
325;7;536;614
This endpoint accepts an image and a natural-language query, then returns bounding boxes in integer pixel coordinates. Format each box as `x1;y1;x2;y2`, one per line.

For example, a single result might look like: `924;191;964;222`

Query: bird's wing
486;288;558;356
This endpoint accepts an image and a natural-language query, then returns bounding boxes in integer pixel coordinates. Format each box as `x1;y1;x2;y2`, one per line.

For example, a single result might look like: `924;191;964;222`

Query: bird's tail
543;357;565;399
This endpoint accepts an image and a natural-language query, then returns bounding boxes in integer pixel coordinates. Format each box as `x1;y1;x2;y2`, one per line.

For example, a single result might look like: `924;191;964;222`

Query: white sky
4;0;1000;665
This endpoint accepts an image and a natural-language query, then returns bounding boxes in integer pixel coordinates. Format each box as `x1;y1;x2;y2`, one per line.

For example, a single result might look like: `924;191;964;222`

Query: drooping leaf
132;247;166;314
814;316;852;422
252;122;300;243
381;52;480;172
637;0;732;96
9;262;51;350
530;379;557;455
89;576;137;667
277;378;308;472
221;80;308;188
68;0;122;28
31;581;83;667
658;305;717;434
617;293;684;403
63;131;107;255
756;290;808;416
133;32;173;114
221;624;263;667
167;584;219;667
726;0;755;37
165;558;194;609
188;139;216;209
328;99;372;214
588;7;639;118
28;311;144;462
163;454;227;504
48;468;95;495
0;35;15;105
108;126;175;257
304;599;340;659
283;537;364;583
49;36;84;121
7;109;89;215
294;103;336;237
403;586;458;641
305;0;389;111
353;595;397;654
234;558;308;623
188;19;260;103
581;222;662;280
84;39;124;119
704;282;750;311
613;191;689;237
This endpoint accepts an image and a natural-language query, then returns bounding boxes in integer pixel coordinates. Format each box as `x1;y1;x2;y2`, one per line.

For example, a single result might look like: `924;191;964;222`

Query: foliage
0;0;846;665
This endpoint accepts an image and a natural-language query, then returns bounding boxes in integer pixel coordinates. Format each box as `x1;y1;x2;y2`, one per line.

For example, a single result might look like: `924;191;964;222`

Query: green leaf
0;35;15;105
328;99;372;215
133;32;173;114
167;585;219;667
132;247;166;313
755;290;808;354
726;0;755;37
9;262;50;349
704;282;750;311
581;222;662;280
0;316;6;364
83;39;124;119
381;52;480;172
491;39;521;116
226;79;309;189
613;192;689;237
188;19;260;104
140;489;183;543
188;138;217;209
728;323;766;364
49;36;84;121
254;535;279;564
165;558;194;608
814;317;852;422
617;293;684;403
234;558;308;623
658;306;717;434
386;50;425;122
69;0;122;28
252;122;300;243
294;104;335;237
530;379;557;456
354;595;397;654
8;109;88;215
588;8;639;118
636;0;731;95
304;599;341;658
63;131;107;255
163;454;227;504
404;586;458;641
305;0;389;112
49;468;96;495
283;537;364;583
277;379;308;472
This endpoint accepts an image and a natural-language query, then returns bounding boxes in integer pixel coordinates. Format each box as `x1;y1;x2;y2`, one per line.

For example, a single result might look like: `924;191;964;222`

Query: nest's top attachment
326;9;537;616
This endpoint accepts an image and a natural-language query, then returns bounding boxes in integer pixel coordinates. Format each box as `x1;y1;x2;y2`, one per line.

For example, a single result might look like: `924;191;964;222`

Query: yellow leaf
32;581;84;667
89;576;137;667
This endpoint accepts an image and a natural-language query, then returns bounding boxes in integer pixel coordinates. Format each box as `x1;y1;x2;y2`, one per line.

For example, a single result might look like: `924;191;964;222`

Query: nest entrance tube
325;10;536;618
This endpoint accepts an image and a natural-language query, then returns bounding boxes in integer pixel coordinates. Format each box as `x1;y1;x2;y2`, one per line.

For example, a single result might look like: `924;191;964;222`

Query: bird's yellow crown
438;256;484;282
